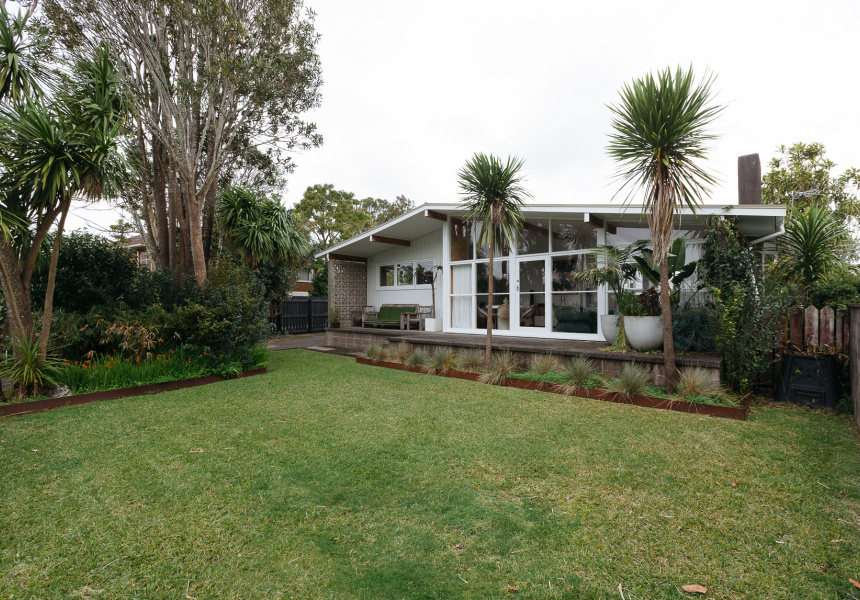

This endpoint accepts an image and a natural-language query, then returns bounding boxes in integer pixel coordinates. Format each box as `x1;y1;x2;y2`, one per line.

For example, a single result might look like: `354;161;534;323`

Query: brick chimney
738;153;762;205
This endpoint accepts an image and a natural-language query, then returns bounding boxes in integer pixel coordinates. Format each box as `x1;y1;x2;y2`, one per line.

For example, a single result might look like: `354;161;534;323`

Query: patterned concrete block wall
328;260;368;325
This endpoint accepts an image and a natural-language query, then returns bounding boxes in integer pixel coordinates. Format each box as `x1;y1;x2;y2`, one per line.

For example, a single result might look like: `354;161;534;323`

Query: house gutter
749;219;785;246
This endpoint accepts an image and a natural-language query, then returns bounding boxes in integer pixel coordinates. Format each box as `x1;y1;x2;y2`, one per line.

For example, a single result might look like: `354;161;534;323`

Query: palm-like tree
458;153;531;362
778;202;852;290
607;66;723;392
218;186;311;268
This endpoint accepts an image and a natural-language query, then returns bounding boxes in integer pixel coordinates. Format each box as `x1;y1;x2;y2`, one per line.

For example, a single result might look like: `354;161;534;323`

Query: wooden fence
275;297;328;334
786;305;850;353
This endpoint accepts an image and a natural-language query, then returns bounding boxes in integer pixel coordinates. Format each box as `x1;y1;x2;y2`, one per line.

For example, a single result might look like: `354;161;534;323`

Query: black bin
775;354;839;409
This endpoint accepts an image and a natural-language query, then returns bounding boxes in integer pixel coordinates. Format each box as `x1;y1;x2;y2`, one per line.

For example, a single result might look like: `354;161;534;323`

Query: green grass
1;350;859;599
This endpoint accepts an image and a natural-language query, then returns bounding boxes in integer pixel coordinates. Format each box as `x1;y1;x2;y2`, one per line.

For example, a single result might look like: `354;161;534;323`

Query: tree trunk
201;167;219;268
660;253;678;393
486;233;494;364
37;199;71;361
0;245;29;341
152;131;170;269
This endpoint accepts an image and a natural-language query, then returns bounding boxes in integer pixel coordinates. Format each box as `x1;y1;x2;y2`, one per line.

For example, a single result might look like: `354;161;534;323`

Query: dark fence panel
276;297;328;334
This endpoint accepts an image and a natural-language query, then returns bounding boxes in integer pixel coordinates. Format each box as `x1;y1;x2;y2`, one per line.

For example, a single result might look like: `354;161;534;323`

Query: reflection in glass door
516;259;546;332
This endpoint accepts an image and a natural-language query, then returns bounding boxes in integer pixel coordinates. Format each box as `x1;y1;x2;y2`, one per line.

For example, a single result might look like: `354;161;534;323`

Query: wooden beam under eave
326;253;368;263
585;213;604;228
605;223;617;235
424;209;448;222
370;235;411;247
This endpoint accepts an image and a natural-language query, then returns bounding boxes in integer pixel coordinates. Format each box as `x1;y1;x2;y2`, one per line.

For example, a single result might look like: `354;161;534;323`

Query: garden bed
355;357;751;420
0;368;267;417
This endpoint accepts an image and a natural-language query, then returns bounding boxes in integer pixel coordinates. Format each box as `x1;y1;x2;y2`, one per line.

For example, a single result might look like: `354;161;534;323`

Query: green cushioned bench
362;304;418;329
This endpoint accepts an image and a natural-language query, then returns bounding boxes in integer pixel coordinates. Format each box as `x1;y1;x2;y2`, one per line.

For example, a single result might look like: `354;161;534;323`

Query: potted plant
327;307;343;328
624;288;663;351
571;241;648;344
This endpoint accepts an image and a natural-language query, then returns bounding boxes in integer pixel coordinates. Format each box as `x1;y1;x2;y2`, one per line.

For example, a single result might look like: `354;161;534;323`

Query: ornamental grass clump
677;366;720;400
457;348;484;373
364;344;389;364
530;353;560;376
430;347;458;374
603;363;651;398
392;342;411;364
406;348;430;369
564;355;599;389
479;351;519;386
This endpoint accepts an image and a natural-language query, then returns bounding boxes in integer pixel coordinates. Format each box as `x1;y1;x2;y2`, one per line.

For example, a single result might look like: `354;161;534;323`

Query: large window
551;254;597;334
379;260;436;288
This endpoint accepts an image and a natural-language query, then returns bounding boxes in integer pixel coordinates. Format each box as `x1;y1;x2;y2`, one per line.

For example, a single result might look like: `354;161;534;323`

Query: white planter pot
600;314;620;344
623;316;663;351
423;317;443;332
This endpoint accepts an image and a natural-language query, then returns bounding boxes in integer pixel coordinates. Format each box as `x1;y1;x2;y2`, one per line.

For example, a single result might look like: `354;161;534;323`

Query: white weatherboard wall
366;230;444;310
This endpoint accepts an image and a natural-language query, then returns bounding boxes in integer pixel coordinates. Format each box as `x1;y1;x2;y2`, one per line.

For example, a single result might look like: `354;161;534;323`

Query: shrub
565;355;598;388
457;349;484;373
712;284;793;392
603;364;651;398
479;351;519;385
30;231;145;313
810;273;860;311
430;347;458;373
311;267;328;297
2;333;62;399
530;353;560;375
672;307;715;352
168;261;269;370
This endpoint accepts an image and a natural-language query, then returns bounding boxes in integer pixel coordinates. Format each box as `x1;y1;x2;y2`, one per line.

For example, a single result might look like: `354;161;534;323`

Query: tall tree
294;184;370;247
360;195;414;229
0;12;131;363
458;153;530;362
606;66;724;392
762;142;859;239
40;0;323;283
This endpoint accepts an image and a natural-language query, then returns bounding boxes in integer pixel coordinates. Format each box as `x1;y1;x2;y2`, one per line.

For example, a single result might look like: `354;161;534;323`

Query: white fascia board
315;202;787;259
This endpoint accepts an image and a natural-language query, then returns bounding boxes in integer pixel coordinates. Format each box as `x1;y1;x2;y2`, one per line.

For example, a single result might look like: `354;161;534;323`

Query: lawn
1;350;859;599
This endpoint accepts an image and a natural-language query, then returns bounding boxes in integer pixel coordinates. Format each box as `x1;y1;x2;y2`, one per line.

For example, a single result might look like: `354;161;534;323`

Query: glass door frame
513;255;550;336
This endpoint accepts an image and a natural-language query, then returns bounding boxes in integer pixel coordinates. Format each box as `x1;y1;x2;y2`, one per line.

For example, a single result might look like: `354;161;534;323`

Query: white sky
65;0;859;233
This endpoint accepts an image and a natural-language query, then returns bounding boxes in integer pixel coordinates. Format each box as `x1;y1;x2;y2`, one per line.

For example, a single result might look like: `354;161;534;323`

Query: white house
317;201;785;341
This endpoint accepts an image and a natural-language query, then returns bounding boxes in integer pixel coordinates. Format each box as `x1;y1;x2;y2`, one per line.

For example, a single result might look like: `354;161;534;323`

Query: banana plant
633;237;700;305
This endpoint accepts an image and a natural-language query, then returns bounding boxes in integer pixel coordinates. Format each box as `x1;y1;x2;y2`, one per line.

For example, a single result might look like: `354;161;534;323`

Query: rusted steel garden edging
355;357;750;420
0;368;268;417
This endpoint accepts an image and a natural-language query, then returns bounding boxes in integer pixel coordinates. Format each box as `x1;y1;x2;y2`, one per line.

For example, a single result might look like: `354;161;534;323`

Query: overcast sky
67;0;859;233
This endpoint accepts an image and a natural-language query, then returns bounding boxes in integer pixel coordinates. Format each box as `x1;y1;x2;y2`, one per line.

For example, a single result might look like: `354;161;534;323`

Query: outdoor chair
402;305;432;331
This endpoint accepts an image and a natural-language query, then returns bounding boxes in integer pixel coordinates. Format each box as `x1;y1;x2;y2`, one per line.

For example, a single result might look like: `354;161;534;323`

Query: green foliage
774;203;853;291
310;266;328;297
698;216;756;291
633;237;700;303
359;195;415;229
294;184;371;248
2;332;61;398
218;186;310;267
0;3;48;104
603;363;652;398
624;288;661;316
58;347;205;394
762;142;860;231
671;307;715;352
809;273;860;311
30;231;144;313
571;240;648;310
712;285;792;392
168;261;269;370
327;306;342;324
253;258;298;318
